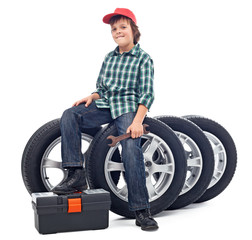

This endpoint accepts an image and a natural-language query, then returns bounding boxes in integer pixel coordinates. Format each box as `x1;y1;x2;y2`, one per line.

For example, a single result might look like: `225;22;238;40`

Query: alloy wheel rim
175;131;203;196
204;132;227;189
40;134;92;191
104;133;175;202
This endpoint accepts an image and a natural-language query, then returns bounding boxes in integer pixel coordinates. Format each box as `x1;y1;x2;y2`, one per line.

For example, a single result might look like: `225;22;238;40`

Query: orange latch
68;198;82;213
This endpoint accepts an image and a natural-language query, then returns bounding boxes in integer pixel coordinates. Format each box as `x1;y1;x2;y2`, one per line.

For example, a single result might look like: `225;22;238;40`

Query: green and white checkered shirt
92;43;154;120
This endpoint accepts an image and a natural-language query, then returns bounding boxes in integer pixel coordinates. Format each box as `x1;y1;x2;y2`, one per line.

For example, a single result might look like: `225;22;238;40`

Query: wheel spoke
179;136;190;145
43;157;62;169
184;181;191;188
212;174;218;180
150;163;173;175
118;184;128;198
187;157;201;167
144;137;160;158
146;175;158;198
213;144;225;155
107;161;125;172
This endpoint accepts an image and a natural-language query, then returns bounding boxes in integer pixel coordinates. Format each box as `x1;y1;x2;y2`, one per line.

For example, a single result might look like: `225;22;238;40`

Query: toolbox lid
32;189;111;215
32;192;57;204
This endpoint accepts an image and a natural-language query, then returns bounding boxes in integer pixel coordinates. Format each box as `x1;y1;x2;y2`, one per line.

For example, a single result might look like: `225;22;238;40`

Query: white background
1;0;251;239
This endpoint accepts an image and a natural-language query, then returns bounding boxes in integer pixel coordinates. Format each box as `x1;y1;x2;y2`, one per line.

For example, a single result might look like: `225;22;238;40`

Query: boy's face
111;18;134;49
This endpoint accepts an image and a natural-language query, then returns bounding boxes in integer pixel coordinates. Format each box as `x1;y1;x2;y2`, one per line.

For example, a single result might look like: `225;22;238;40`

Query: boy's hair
109;15;141;45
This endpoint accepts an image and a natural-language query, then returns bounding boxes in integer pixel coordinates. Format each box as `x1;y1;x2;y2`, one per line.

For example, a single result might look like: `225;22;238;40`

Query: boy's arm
133;104;148;124
127;104;148;138
126;57;154;138
91;92;101;100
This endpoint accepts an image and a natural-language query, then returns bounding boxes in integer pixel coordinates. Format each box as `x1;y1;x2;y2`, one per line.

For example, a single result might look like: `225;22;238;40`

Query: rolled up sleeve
138;57;155;110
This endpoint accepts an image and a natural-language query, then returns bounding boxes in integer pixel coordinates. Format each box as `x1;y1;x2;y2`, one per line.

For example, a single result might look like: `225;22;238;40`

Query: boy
52;8;157;230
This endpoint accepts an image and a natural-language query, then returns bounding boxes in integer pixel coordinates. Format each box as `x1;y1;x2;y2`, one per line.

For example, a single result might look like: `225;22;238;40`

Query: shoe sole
135;220;159;231
52;189;78;195
52;185;88;195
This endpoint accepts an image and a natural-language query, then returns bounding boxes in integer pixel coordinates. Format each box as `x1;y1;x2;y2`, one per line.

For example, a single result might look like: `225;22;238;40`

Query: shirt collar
114;43;140;57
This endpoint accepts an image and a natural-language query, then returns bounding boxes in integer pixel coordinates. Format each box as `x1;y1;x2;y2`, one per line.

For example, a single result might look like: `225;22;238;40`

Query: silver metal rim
40;133;93;191
175;131;203;196
104;132;175;203
204;131;227;189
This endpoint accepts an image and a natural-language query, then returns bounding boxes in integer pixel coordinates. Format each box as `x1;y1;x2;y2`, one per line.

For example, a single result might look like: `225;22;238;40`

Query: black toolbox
31;189;111;234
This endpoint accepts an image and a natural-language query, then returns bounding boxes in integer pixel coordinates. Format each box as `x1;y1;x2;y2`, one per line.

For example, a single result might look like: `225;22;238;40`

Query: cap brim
103;13;119;24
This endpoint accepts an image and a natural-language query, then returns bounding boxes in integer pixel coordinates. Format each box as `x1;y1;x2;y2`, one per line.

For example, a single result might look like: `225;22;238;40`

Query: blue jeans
60;101;150;211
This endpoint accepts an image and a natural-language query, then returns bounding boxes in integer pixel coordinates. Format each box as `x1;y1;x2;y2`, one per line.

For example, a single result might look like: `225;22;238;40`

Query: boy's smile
111;18;134;53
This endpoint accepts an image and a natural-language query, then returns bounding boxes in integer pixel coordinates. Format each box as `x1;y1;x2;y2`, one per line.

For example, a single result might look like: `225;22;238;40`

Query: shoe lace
138;212;145;221
137;209;151;221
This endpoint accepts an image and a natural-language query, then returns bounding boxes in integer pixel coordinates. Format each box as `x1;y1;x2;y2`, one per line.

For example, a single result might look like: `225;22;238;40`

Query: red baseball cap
103;8;137;25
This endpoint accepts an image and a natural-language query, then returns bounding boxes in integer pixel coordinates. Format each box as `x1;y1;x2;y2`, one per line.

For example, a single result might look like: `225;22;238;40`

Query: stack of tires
21;115;237;219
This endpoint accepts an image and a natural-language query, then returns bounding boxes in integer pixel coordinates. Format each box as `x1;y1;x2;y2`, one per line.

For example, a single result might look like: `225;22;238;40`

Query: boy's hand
72;95;93;107
126;122;143;138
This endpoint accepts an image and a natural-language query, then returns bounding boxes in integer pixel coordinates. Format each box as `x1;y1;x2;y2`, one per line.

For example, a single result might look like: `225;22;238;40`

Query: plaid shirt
92;43;154;119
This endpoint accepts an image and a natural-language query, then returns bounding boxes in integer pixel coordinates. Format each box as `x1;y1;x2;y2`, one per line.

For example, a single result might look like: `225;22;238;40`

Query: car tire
86;117;187;218
21;118;103;194
154;115;214;209
183;115;237;203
